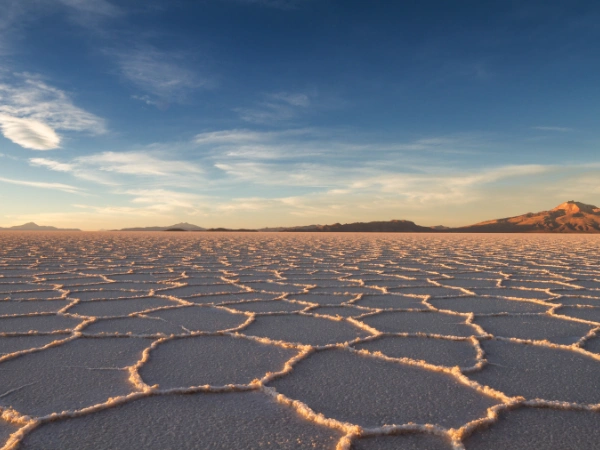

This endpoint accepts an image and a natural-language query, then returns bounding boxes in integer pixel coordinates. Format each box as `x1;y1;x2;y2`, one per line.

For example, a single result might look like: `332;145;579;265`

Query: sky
0;0;599;230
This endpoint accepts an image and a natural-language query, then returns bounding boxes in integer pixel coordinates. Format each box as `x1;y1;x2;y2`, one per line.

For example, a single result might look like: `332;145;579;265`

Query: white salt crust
0;232;598;449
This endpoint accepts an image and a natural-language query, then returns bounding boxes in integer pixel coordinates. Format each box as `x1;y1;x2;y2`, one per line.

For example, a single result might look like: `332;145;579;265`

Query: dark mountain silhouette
280;219;434;232
118;222;206;231
0;222;80;231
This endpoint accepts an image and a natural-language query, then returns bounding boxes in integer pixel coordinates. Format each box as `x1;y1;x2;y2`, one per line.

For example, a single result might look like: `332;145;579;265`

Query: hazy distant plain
1;232;600;449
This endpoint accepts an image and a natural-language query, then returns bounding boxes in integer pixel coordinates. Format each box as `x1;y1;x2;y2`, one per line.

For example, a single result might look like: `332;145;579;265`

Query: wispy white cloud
532;126;574;132
110;46;211;104
234;91;312;124
0;176;82;194
0;115;60;150
0;73;106;150
78;151;202;176
29;151;203;186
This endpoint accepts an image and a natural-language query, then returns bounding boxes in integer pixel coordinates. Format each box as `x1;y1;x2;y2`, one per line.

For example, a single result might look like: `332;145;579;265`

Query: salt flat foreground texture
0;232;599;449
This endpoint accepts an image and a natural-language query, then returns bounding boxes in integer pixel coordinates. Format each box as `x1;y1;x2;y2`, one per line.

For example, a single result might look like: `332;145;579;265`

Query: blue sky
1;0;599;229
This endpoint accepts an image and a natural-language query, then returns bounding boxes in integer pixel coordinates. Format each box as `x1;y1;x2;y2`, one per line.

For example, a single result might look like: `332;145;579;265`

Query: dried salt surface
555;306;600;324
464;407;600;450
0;335;61;354
583;336;600;354
471;288;554;300
360;311;478;337
288;294;357;305
140;335;298;388
309;306;369;318
144;306;248;332
468;340;600;404
269;349;499;429
353;336;478;368
474;314;592;344
82;316;185;335
19;392;342;450
0;315;82;334
355;294;426;309
0;422;17;448
2;290;63;301
66;297;178;317
428;297;549;314
68;290;149;301
1;232;600;449
0;337;150;416
243;314;369;346
351;433;452;450
185;292;279;304
223;300;307;313
0;300;71;316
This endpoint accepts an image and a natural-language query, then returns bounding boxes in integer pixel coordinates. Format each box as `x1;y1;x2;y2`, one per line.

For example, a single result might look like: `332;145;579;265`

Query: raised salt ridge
0;232;599;449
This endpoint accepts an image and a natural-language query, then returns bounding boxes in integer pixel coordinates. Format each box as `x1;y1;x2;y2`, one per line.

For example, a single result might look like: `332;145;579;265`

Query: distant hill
0;222;80;231
118;222;206;231
280;219;435;232
455;201;600;233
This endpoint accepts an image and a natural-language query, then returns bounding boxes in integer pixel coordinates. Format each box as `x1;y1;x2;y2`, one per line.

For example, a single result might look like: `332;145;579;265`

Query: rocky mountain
0;222;81;231
281;219;434;232
118;222;206;231
455;201;600;233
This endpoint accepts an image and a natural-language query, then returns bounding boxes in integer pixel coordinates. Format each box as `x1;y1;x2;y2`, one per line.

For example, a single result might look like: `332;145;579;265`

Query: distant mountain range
117;222;206;231
277;219;432;233
0;222;80;231
18;200;593;234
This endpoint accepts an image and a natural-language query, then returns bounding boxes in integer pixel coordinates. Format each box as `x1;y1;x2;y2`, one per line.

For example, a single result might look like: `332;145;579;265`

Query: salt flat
0;232;599;449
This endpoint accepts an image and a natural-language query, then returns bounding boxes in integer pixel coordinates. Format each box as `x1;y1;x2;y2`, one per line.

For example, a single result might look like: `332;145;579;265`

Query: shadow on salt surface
555;306;600;324
0;335;61;355
0;337;151;416
351;433;452;450
473;315;592;344
360;311;478;337
19;391;342;450
468;340;600;404
353;336;478;368
583;336;600;354
144;306;248;332
0;299;71;315
67;297;179;317
223;300;306;313
428;297;549;314
355;294;426;309
140;335;298;388
243;314;370;346
464;407;600;450
269;349;498;429
0;315;83;334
